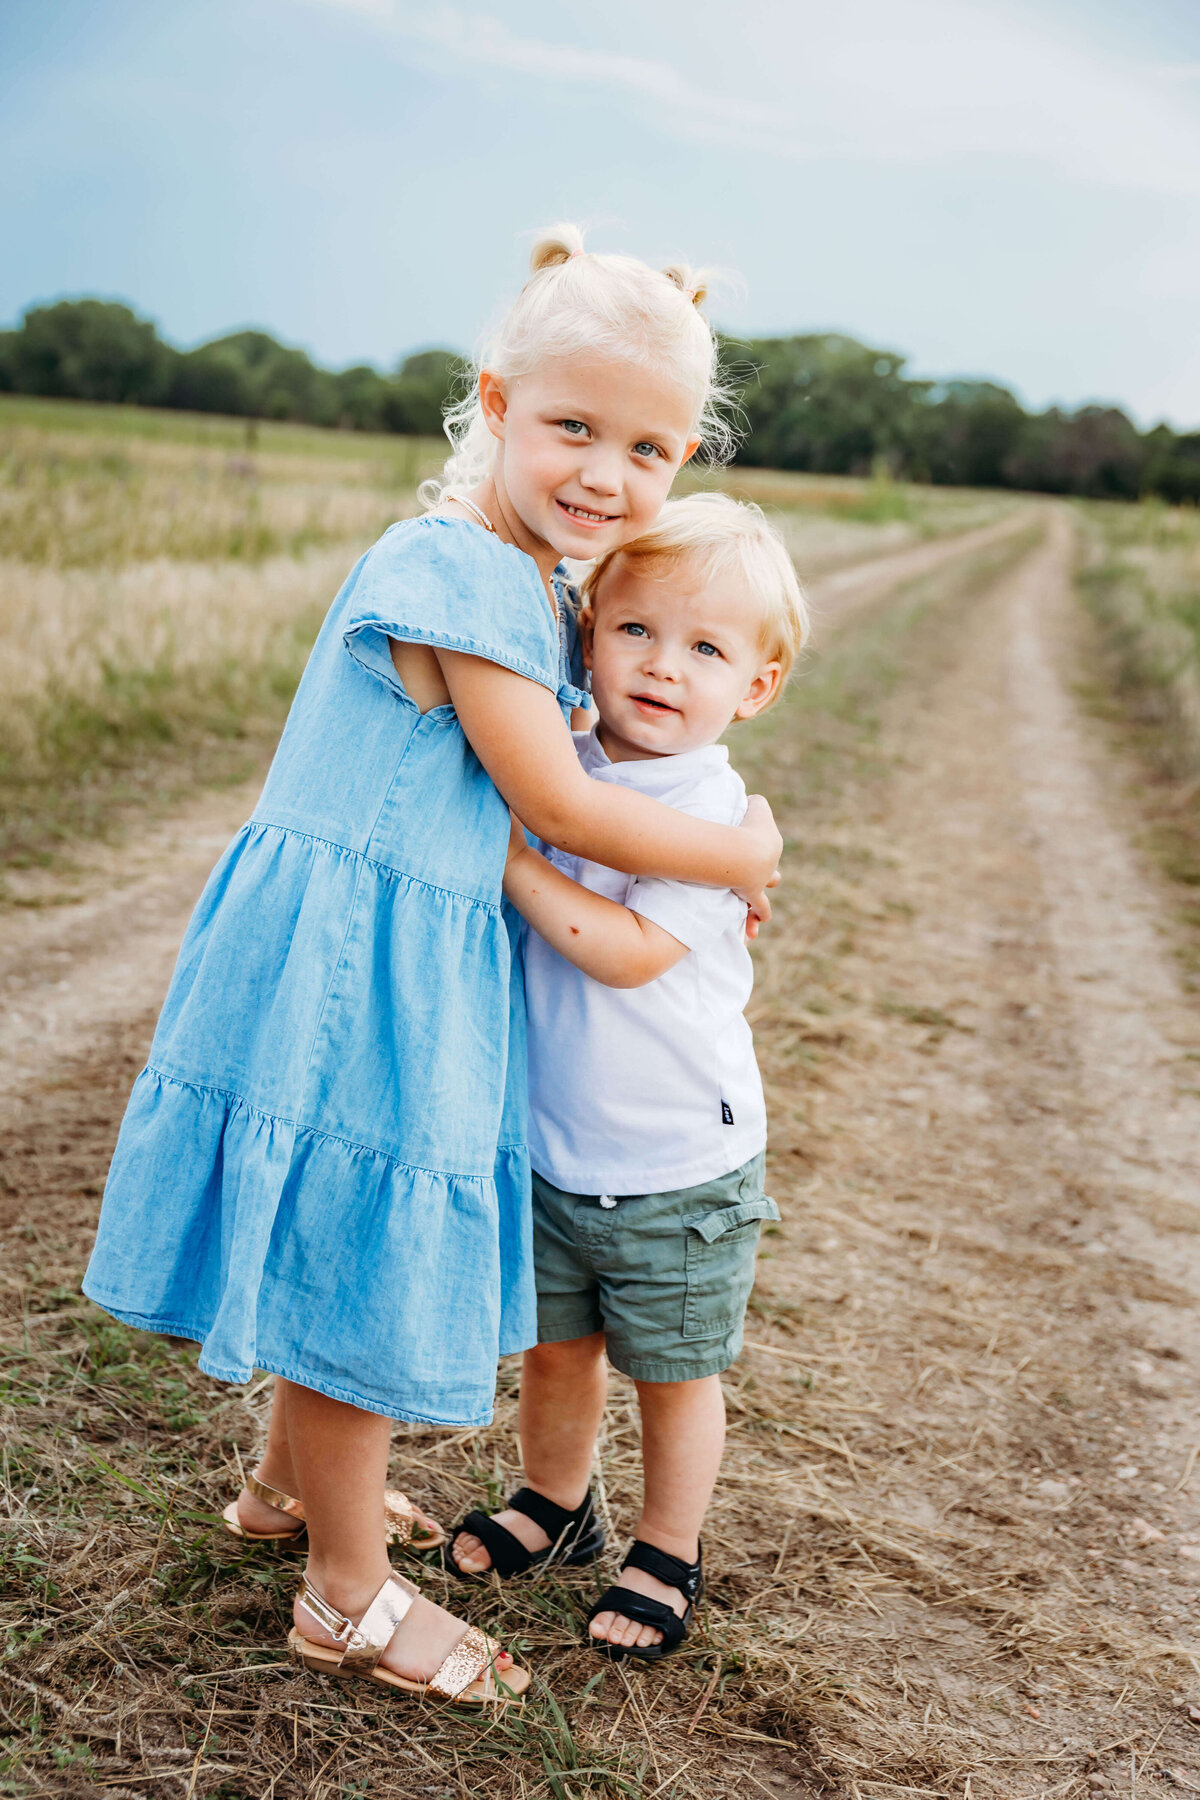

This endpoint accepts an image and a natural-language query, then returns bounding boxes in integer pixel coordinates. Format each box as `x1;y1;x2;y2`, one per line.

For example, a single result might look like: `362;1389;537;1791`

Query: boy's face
582;557;782;762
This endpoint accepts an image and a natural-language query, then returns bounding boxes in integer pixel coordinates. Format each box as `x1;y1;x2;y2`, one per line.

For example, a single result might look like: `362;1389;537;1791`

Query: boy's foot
294;1574;513;1683
588;1563;687;1651
450;1507;549;1573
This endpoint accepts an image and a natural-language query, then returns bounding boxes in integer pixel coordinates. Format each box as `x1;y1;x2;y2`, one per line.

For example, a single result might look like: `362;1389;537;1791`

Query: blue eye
696;641;719;657
634;441;661;459
621;622;648;638
560;419;587;436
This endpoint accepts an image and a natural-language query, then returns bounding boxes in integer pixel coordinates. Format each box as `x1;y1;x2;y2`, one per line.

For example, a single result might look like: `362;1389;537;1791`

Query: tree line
2;298;1197;503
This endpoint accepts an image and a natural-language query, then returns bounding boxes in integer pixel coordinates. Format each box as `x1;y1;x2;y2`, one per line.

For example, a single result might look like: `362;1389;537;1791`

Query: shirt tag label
721;1100;734;1125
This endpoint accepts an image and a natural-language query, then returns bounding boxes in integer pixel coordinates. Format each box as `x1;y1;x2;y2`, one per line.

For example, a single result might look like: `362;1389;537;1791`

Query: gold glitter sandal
287;1571;529;1705
221;1471;445;1550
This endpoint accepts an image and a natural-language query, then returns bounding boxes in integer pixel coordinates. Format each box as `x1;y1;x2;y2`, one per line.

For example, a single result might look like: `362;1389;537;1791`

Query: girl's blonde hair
582;492;810;703
423;223;735;504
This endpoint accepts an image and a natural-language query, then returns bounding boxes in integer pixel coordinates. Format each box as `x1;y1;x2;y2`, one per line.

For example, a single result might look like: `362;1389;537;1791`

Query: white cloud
309;0;1200;201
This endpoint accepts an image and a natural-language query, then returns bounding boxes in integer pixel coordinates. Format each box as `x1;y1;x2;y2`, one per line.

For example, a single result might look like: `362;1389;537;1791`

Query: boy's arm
504;818;689;990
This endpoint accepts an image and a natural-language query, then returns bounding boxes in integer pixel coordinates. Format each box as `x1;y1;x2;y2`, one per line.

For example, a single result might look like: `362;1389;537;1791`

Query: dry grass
1073;499;1200;983
1075;500;1200;780
0;397;1010;874
7;530;1197;1797
0;407;445;864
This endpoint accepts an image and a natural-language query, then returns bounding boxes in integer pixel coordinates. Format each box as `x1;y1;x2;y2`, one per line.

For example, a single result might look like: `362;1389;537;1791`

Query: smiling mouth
631;694;679;716
555;499;620;525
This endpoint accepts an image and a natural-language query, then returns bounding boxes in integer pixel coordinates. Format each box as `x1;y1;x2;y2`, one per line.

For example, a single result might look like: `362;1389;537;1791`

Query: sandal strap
587;1584;690;1651
427;1624;499;1700
383;1489;416;1546
452;1509;537;1579
622;1539;703;1602
296;1572;415;1675
246;1470;305;1522
508;1486;594;1542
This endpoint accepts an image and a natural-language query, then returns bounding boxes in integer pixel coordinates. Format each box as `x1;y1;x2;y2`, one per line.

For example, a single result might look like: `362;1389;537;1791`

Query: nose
577;446;624;498
640;640;681;682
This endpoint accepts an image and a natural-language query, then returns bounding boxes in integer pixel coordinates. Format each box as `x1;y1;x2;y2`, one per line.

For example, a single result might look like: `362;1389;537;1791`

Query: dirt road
4;510;1200;1798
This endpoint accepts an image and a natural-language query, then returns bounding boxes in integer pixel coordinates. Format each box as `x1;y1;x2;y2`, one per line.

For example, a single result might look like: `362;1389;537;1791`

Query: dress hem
80;1288;499;1429
144;1063;501;1185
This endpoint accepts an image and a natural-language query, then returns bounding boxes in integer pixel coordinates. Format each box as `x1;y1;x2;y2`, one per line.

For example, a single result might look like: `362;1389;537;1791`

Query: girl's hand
744;867;781;940
733;796;783;912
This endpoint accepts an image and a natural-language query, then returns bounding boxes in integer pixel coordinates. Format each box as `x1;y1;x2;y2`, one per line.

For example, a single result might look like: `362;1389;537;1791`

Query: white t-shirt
524;728;767;1194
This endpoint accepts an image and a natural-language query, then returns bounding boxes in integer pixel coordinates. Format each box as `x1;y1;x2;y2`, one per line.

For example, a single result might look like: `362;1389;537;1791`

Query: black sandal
445;1486;605;1580
585;1539;703;1662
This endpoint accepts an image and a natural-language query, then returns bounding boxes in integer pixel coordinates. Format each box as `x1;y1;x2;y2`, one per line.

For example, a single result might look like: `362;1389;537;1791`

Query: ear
677;434;703;468
578;603;596;671
734;660;783;721
478;369;509;441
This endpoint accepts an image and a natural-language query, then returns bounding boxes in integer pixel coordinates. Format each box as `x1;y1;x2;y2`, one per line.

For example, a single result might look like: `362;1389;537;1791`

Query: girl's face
479;355;701;565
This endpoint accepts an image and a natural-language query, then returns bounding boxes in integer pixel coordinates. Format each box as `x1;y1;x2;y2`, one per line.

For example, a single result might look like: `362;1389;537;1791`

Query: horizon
4;0;1199;430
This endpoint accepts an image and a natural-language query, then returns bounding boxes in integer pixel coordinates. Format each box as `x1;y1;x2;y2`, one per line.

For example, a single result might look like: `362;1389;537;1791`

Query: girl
83;225;781;1706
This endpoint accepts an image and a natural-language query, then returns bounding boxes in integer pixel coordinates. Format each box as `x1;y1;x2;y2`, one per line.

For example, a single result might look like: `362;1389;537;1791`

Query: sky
3;0;1200;427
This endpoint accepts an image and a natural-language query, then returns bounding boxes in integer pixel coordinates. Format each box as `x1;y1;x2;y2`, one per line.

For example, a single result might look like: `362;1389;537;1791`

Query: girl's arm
503;817;689;989
438;651;782;904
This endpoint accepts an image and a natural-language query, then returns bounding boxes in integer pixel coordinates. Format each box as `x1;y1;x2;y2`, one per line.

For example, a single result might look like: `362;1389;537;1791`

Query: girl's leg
234;1376;439;1541
284;1381;513;1681
235;1377;301;1534
451;1333;607;1572
589;1373;725;1651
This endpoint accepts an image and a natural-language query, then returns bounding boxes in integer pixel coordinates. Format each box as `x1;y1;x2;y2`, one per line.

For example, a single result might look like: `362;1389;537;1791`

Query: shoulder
660;755;748;827
342;516;559;682
357;515;546;605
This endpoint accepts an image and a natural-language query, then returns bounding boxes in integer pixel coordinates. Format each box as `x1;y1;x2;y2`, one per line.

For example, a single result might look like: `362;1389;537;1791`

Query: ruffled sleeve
342;516;560;701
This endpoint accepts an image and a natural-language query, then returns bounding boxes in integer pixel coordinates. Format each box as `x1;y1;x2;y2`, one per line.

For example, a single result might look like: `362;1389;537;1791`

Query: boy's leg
282;1378;515;1681
451;1333;608;1572
588;1373;725;1651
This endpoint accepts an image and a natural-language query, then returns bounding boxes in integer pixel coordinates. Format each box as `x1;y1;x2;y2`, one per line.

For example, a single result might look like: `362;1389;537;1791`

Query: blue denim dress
83;516;588;1427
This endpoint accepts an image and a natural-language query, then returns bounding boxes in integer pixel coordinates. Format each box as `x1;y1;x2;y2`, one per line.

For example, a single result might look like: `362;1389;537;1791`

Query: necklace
442;491;496;534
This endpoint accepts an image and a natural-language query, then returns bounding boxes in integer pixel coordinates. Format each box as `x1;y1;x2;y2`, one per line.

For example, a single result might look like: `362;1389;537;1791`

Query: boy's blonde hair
425;223;734;503
582;492;809;704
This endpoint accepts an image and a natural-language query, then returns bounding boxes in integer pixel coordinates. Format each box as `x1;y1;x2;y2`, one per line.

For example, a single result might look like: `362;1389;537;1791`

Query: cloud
308;0;1200;198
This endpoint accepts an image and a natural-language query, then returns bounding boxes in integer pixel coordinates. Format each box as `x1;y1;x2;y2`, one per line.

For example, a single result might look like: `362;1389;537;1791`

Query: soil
3;508;1200;1798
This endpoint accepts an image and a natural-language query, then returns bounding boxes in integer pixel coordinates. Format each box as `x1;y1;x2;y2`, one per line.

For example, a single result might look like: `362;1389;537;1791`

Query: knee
525;1333;606;1375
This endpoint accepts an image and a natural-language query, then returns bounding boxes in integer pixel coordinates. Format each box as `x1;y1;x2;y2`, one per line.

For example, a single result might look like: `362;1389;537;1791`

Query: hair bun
529;222;586;275
662;262;709;309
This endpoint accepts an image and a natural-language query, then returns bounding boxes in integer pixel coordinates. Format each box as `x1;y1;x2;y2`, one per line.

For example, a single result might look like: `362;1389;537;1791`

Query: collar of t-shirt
575;726;731;795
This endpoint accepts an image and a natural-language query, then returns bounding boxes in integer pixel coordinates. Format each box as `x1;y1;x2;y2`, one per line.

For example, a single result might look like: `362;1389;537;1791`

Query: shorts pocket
682;1195;780;1341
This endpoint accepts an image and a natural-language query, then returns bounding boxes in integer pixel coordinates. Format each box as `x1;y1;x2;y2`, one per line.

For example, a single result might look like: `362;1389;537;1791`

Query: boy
447;493;809;1661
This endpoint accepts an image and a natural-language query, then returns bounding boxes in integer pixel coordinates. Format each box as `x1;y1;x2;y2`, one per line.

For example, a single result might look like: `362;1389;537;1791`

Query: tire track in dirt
1008;513;1200;1270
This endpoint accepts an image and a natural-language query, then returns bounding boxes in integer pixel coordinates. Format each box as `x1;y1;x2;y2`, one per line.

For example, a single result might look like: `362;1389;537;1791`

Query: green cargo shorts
531;1152;780;1383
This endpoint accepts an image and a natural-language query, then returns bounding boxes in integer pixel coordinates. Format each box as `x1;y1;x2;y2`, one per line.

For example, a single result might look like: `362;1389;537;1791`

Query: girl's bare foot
294;1572;513;1682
